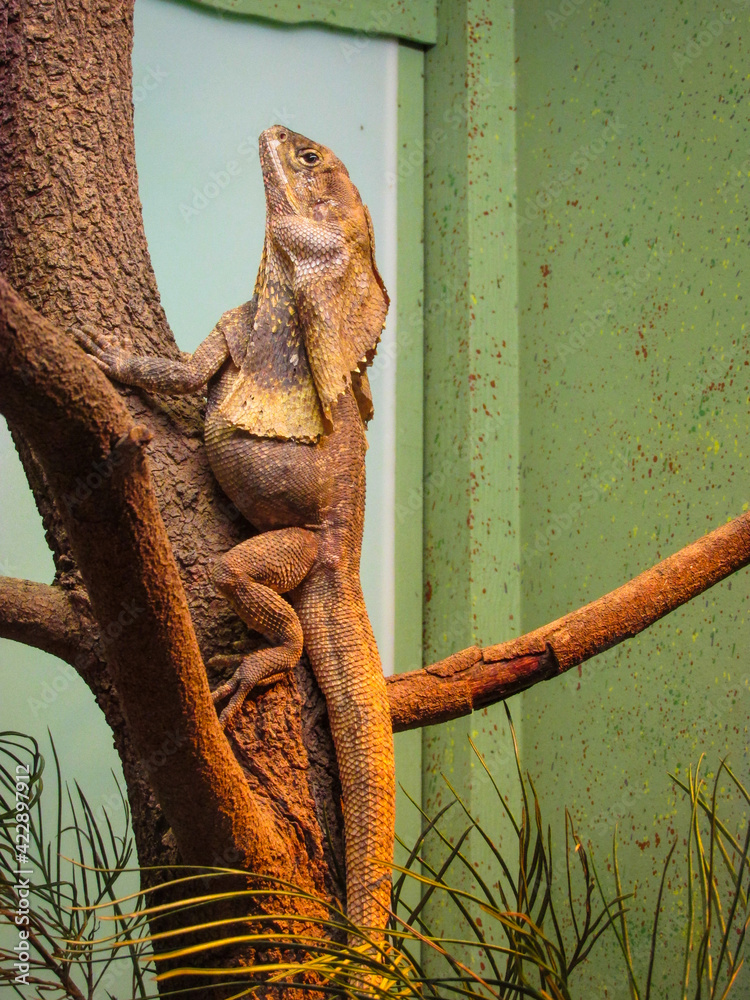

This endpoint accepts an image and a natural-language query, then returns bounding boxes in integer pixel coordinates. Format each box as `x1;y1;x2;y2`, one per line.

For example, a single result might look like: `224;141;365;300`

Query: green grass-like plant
1;715;748;999
0;731;152;999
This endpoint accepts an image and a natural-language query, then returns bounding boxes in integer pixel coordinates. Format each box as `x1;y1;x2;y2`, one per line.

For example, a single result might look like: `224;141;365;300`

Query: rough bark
0;577;90;665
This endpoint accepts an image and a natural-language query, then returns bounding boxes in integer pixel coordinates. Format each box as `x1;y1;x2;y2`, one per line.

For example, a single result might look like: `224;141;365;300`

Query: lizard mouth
260;128;301;215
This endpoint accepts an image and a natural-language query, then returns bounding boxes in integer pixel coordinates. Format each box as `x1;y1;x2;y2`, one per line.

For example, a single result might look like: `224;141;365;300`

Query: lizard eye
298;149;321;166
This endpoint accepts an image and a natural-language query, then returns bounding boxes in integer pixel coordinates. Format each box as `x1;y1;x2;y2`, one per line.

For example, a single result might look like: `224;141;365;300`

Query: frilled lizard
77;126;395;943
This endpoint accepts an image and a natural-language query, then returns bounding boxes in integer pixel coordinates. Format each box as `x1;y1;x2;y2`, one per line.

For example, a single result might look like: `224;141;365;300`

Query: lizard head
258;125;363;227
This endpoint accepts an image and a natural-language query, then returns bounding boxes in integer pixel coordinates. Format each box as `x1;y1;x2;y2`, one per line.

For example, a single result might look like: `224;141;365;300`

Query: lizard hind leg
211;527;318;727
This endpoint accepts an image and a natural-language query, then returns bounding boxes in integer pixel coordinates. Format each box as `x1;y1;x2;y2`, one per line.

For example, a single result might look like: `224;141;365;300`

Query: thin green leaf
645;838;677;1000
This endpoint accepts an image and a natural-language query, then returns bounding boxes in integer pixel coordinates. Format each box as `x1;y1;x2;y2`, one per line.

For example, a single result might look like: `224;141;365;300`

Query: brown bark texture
1;0;749;996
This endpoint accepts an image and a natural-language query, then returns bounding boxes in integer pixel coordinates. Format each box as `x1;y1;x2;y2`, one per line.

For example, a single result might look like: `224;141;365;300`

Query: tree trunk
0;1;345;993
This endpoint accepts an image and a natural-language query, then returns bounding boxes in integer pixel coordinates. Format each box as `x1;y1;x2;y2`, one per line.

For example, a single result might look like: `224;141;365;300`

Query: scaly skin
77;126;395;946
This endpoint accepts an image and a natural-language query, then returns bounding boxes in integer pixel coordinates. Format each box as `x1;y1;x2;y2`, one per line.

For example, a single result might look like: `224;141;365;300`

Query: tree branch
388;510;750;731
0;577;90;664
0;274;285;873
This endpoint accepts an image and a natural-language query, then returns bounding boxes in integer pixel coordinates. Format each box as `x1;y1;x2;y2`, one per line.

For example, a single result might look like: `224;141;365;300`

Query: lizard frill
294;203;388;431
217;282;328;443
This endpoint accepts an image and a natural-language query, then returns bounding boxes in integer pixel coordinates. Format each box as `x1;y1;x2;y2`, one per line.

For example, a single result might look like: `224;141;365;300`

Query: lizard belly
204;410;338;532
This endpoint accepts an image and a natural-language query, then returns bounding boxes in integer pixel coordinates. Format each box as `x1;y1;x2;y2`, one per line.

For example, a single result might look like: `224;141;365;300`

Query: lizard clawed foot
73;326;131;380
211;647;292;728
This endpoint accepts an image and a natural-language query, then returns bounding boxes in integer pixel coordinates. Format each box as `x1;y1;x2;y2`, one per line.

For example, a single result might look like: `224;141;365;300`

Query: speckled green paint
517;2;750;993
420;0;749;988
421;0;521;967
187;0;437;44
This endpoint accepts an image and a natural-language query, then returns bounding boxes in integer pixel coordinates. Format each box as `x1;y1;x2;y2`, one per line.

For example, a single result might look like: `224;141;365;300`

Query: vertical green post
421;0;520;960
393;40;425;880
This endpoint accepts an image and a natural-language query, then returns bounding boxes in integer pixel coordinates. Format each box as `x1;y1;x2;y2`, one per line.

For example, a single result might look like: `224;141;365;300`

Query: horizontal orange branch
388;510;750;731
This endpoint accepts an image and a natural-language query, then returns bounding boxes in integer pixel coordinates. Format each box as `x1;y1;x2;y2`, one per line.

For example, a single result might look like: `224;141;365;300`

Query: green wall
419;0;749;992
516;1;750;994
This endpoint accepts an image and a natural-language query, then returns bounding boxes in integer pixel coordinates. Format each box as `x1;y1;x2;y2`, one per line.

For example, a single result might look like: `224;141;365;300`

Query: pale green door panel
132;0;400;670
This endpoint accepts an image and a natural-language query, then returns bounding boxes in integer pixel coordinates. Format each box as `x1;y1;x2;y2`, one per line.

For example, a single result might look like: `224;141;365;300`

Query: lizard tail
295;575;396;950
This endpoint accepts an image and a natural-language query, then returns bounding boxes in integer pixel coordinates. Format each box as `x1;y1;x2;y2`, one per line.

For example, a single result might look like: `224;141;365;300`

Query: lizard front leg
211;527;318;726
73;324;230;393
